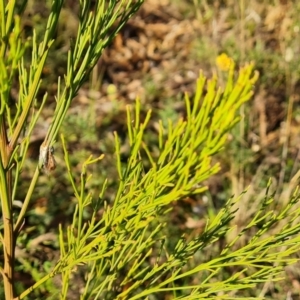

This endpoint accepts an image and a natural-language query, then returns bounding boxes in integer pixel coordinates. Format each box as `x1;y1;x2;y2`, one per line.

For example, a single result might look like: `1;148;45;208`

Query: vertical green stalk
0;141;14;299
0;1;16;297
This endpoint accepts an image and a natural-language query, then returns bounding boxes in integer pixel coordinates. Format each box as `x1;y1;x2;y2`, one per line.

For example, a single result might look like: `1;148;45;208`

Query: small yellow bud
216;53;233;71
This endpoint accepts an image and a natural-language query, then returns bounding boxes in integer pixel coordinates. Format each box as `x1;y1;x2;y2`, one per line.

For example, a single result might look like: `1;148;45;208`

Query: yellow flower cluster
216;53;233;71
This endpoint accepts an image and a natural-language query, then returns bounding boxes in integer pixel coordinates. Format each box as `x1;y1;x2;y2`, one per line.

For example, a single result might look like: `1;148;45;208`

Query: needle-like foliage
46;64;300;300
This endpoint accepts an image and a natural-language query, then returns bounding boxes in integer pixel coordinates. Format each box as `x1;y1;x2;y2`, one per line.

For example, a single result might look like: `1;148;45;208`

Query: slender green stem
0;138;14;299
14;167;39;234
13;271;55;300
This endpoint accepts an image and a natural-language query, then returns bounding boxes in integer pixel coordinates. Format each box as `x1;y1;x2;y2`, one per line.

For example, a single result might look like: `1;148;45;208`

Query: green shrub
1;1;300;300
